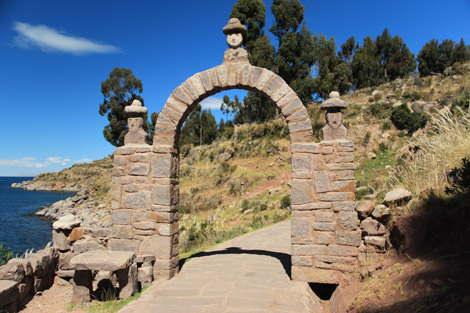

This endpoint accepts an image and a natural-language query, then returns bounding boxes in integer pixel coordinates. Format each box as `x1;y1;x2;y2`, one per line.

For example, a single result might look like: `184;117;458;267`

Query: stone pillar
110;100;153;254
291;92;359;285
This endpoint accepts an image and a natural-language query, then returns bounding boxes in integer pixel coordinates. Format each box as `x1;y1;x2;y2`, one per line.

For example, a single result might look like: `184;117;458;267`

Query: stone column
111;100;153;254
291;92;359;285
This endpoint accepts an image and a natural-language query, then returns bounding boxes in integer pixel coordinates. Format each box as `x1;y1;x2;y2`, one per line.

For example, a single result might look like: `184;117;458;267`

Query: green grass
85;286;149;313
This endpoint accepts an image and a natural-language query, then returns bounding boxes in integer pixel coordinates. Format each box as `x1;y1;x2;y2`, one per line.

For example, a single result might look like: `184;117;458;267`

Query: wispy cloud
200;97;223;110
12;22;121;55
0;157;91;168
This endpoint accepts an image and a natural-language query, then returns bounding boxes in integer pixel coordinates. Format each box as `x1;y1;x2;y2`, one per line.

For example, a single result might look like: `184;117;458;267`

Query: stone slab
70;250;135;271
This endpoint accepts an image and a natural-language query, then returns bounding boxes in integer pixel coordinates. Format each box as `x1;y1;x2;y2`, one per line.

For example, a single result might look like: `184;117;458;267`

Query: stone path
119;221;318;313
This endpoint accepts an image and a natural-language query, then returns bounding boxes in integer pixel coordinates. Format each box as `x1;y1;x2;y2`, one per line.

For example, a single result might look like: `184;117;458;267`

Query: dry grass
388;108;470;199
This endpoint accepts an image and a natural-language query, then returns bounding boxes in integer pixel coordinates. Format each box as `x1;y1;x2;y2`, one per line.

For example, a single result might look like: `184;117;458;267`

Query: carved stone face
128;117;143;132
325;112;343;129
227;33;243;48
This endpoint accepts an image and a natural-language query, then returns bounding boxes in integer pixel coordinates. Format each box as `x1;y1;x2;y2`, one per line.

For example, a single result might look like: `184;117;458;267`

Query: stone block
182;79;200;101
335;155;354;163
72;270;92;304
292;153;313;173
216;65;229;88
290;130;315;144
282;97;303;118
364;236;387;249
288;119;312;134
291;179;314;205
314;260;355;273
320;192;355;202
292;256;313;266
360;217;387;236
327;163;356;171
139;235;172;257
152;153;177;178
338;211;358;229
198;70;214;92
52;230;71;251
0;280;19;308
355;201;375;219
335;230;362;247
292;266;345;284
113;156;127;167
331;181;355;192
314;211;334;222
134;222;156;231
172;86;192;105
153;256;179;271
73;238;102;253
111;210;132;225
327;245;358;256
124;191;150;210
314;171;329;193
109;239;139;252
7;259;32;276
333;201;355;212
291;245;327;256
114;146;136;155
312;222;335;231
113;225;133;240
70;251;135;272
313;232;334;245
152;184;178;206
128;163;150;176
157;223;178;236
291;218;311;237
291;143;320;154
138;264;153;287
56;270;75;278
292;202;331;210
69;227;84;242
17;277;33;302
0;262;25;282
124;184;139;193
315;255;355;264
268;77;290;102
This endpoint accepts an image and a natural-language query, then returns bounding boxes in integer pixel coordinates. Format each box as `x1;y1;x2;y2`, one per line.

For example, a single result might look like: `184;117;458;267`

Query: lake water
0;177;75;256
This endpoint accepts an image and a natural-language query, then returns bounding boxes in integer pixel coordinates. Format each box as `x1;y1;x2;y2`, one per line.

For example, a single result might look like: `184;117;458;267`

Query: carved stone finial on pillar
124;99;148;145
223;18;249;63
321;91;348;140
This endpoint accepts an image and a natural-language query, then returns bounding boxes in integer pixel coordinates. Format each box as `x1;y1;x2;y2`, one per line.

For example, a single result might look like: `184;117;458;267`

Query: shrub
280;195;291;209
370;100;392;119
382;121;391;131
0;244;13;266
445;157;470;198
390;103;428;134
362;131;371;146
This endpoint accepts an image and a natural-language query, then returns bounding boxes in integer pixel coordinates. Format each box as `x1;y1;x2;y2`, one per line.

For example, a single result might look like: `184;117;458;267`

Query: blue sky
0;0;469;176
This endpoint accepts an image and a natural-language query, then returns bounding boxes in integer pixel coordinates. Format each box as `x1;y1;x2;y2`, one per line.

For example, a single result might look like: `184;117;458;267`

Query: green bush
280;195;291;209
390;103;428;134
445;157;470;198
370;100;392;119
0;244;13;266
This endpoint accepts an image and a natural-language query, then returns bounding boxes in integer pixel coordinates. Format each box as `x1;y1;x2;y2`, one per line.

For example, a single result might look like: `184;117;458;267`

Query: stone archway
111;18;359;285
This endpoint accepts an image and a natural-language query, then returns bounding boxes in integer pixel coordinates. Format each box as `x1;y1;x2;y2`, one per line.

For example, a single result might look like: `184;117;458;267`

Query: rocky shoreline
12;181;111;228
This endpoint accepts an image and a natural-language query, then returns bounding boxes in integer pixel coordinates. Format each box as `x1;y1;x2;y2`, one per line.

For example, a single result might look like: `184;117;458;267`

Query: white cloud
200;97;223;110
12;22;121;55
0;156;91;169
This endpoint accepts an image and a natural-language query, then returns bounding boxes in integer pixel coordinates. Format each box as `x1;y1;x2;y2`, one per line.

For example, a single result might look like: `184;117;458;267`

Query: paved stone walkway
119;220;318;313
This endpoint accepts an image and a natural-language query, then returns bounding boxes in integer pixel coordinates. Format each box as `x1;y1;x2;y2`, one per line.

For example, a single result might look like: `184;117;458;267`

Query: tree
417;39;441;75
98;67;149;147
454;38;470;64
351;37;382;89
270;0;304;48
230;0;266;55
180;104;217;146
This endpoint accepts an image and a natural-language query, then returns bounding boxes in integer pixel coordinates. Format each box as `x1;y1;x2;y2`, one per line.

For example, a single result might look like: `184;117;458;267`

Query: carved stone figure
321;92;348;140
223;18;248;63
124;100;148;145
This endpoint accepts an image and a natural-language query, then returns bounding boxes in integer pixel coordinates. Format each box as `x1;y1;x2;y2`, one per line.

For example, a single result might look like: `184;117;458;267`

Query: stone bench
70;250;137;304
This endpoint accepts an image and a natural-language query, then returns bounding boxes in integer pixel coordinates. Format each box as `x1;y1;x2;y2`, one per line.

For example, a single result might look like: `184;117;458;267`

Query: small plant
382;121;391;131
0;244;13;265
378;142;388;153
362;131;371;146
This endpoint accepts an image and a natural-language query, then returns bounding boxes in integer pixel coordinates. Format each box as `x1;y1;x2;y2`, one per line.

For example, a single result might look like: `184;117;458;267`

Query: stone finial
125;99;147;115
223;18;248;63
321;91;348;140
124;99;148;145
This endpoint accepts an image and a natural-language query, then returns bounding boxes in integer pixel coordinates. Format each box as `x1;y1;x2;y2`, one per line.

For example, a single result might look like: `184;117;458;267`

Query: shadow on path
179;247;292;279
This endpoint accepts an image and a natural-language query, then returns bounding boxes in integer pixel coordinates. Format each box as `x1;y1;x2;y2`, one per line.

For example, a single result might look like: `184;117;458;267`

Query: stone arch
153;63;314;149
112;18;359;285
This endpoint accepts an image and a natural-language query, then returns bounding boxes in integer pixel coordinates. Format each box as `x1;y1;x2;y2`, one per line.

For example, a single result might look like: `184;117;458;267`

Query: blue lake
0;177;75;256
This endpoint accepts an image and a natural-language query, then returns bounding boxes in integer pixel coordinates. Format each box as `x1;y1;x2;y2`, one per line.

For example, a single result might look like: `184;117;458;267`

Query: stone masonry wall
291;140;358;284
